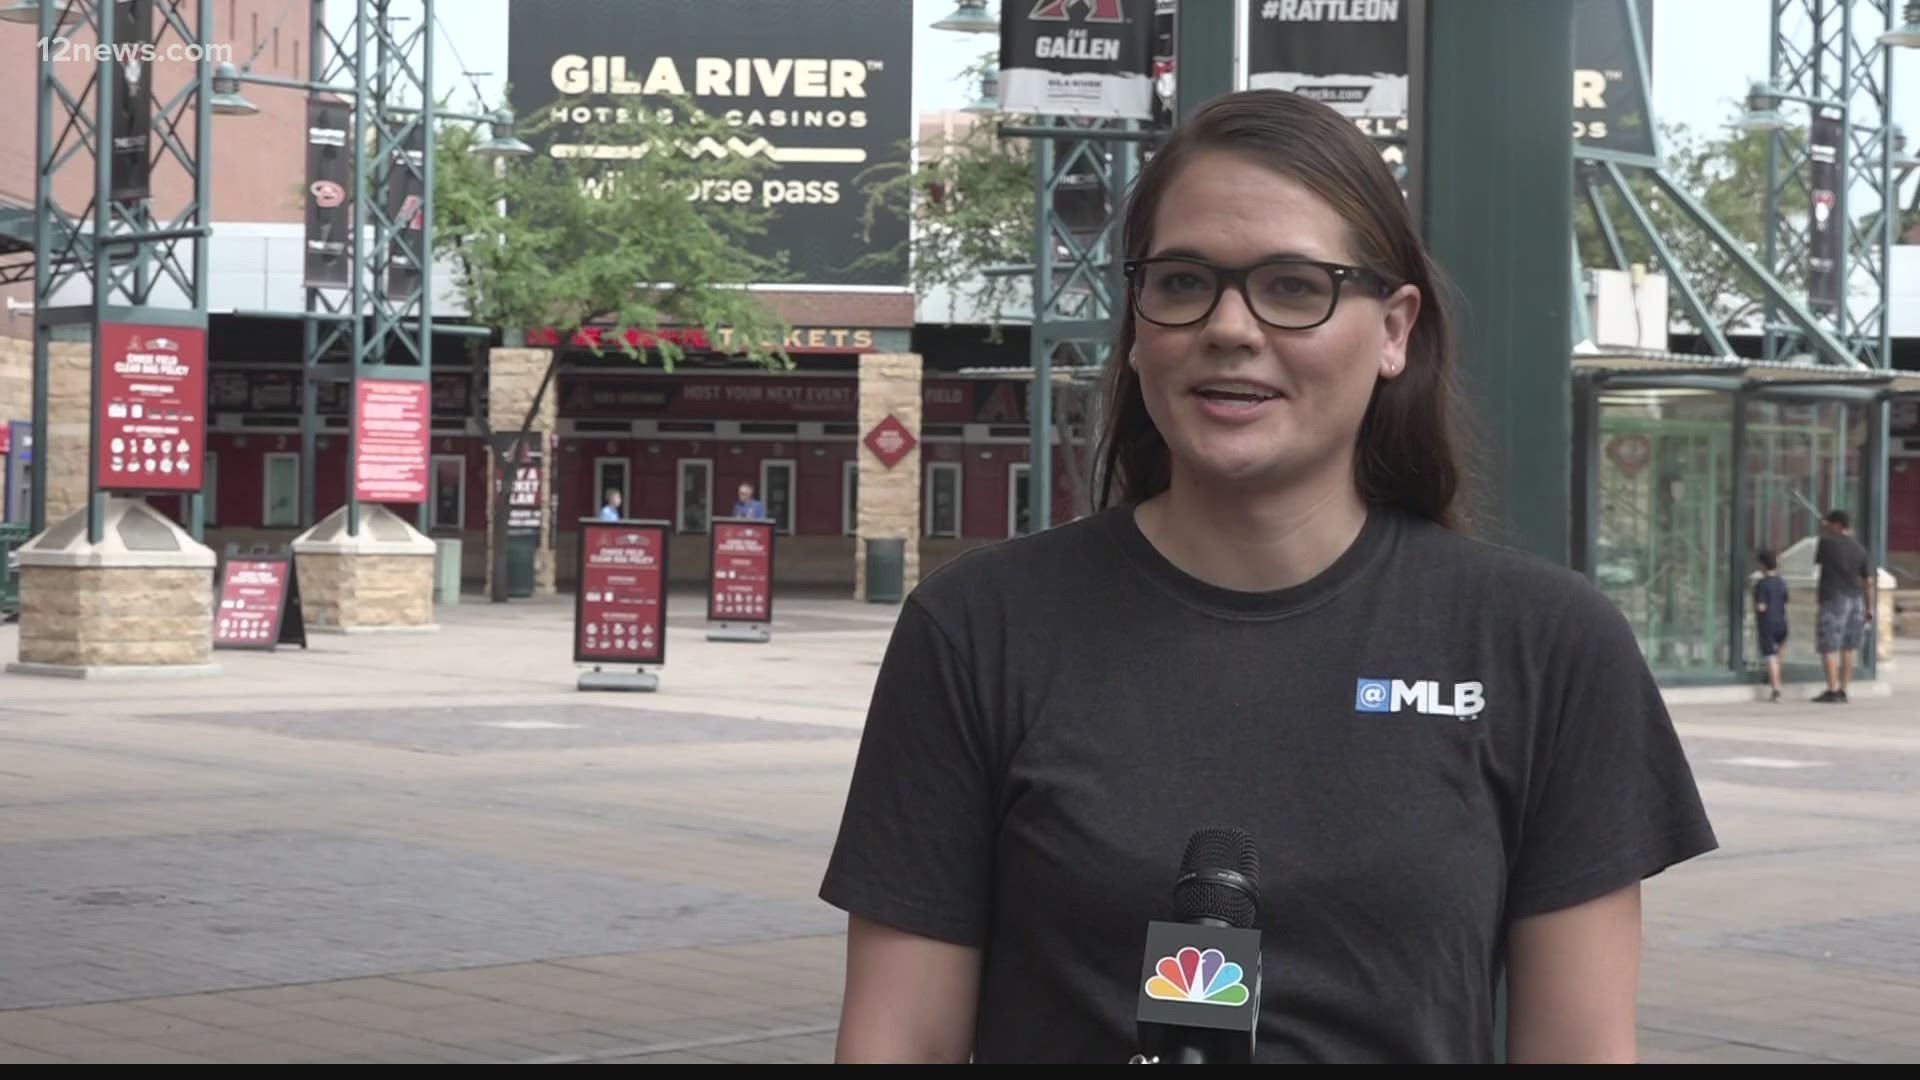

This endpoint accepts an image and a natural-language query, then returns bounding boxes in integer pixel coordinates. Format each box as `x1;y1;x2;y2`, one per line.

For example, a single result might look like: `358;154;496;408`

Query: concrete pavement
1;590;1916;1063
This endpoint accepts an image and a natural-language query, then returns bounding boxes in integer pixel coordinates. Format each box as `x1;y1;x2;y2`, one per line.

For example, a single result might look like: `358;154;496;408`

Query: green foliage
1576;116;1809;331
850;50;1039;329
433;94;794;369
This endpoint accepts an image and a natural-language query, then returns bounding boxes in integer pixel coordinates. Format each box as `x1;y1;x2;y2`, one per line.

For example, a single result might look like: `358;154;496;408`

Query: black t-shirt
818;502;1718;1064
1815;533;1870;603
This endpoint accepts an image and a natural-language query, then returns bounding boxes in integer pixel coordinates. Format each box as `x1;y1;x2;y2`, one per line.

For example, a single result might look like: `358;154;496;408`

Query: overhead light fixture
1736;81;1788;133
210;62;259;116
963;71;1000;116
1878;0;1920;47
473;106;534;158
933;0;997;33
0;0;76;26
1893;126;1920;171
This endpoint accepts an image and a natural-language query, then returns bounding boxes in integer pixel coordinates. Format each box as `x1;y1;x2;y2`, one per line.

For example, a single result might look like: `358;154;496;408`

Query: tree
1576;116;1810;335
434;95;796;601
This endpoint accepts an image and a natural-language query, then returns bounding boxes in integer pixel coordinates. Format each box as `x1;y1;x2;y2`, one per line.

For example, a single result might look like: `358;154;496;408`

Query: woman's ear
1378;283;1420;380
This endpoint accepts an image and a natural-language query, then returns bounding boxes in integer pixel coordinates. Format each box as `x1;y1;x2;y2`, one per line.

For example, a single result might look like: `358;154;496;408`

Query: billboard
96;323;206;493
352;379;430;503
1245;0;1655;163
304;98;353;288
506;0;913;289
999;0;1158;120
574;520;669;666
383;122;426;300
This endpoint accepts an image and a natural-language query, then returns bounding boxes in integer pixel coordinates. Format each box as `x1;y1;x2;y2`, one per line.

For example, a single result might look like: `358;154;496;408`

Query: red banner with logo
574;520;668;665
97;322;206;492
707;518;774;624
352;378;430;502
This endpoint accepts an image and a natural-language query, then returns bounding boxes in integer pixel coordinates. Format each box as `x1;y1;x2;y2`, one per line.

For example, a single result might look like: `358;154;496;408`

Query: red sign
97;322;206;492
707;519;774;624
574;520;668;665
863;414;917;469
213;558;302;651
557;375;996;424
352;379;430;502
0;425;9;454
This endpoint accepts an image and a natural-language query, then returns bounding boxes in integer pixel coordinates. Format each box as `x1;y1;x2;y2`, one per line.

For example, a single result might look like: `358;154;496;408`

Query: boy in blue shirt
1753;548;1789;702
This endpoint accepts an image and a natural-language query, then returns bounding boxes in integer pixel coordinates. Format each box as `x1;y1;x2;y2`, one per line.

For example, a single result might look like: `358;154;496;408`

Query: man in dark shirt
1812;509;1874;703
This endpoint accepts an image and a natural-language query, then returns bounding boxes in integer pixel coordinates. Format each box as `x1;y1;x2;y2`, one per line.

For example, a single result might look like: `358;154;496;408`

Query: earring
1129;347;1140;370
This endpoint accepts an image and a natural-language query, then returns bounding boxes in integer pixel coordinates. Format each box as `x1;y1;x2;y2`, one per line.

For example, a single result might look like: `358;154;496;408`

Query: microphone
1132;827;1263;1064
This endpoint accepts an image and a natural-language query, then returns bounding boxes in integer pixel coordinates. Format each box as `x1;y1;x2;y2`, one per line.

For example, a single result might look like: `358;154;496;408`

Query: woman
818;90;1716;1064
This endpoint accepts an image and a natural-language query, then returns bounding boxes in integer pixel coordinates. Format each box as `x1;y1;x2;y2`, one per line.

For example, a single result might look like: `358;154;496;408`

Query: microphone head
1172;826;1261;929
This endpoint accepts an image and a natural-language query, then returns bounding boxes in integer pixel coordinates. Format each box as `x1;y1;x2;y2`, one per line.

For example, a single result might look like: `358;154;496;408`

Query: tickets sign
707;518;774;624
574;519;669;665
352;378;430;502
97;322;206;492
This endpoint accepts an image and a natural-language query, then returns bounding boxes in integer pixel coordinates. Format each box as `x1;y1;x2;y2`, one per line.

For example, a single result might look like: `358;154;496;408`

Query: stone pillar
0;335;33;438
485;346;558;597
8;498;219;679
291;502;439;632
854;352;923;600
43;336;93;523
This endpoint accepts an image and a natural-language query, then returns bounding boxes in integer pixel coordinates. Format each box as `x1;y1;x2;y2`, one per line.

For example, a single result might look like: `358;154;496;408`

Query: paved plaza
1;590;1917;1064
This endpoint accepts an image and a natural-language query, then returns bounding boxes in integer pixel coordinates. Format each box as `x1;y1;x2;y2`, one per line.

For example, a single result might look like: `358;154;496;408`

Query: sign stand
572;518;669;692
705;517;774;644
213;544;308;651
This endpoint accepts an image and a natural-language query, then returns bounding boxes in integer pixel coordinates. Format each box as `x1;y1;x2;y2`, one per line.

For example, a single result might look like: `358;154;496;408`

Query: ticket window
594;457;629;519
678;458;712;534
1008;463;1032;538
760;459;794;534
263;453;299;527
926;462;961;539
430;454;465;531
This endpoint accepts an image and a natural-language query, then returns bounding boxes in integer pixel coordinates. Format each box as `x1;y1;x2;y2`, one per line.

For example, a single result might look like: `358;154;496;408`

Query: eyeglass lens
1134;259;1339;327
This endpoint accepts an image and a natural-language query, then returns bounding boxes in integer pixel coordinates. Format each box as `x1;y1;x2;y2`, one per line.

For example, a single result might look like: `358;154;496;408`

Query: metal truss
30;0;215;540
1762;0;1898;368
997;117;1146;532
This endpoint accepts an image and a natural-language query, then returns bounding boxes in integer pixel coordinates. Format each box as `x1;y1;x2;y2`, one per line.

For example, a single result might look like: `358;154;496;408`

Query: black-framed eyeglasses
1123;256;1399;331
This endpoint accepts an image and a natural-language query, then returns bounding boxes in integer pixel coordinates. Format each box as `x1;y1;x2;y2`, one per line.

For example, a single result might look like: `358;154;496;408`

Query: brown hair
1093;89;1474;532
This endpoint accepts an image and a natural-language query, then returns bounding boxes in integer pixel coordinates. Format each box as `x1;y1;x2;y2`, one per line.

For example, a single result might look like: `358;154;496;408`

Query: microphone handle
1169;1044;1208;1065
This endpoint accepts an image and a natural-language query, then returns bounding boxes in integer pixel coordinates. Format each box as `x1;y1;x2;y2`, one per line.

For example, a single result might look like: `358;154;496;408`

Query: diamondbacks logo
1031;0;1126;21
1355;678;1485;719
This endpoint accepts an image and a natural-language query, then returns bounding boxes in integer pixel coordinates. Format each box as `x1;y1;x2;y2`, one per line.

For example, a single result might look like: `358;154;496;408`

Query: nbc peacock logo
1144;946;1250;1007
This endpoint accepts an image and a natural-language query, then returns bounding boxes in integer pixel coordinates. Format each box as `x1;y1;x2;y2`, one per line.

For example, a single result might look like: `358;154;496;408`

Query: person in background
733;482;766;521
598;488;622;521
1752;548;1788;703
1813;509;1874;704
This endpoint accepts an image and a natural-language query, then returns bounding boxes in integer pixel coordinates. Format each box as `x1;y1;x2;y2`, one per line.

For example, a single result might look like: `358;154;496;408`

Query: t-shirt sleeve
818;595;997;948
1506;584;1720;919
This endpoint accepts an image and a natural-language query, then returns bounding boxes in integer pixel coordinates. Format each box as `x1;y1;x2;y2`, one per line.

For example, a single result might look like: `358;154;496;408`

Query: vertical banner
574;519;669;666
1150;0;1176;129
508;442;545;534
1807;106;1843;314
110;0;155;203
96;323;206;493
706;517;774;642
352;379;430;502
384;122;426;300
305;97;352;288
999;0;1158;120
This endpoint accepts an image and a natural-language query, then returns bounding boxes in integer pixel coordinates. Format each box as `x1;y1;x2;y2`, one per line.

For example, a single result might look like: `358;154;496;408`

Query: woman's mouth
1190;383;1284;420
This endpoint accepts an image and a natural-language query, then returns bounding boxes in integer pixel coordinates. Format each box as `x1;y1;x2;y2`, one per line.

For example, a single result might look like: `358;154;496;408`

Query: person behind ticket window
598;488;622;521
816;88;1717;1064
733;482;766;521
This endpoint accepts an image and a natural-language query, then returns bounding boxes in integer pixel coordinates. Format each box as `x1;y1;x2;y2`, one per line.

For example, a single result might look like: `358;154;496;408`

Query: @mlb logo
1355;677;1485;719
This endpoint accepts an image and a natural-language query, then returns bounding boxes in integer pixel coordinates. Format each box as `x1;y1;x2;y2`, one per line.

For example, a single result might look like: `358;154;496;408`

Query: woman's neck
1134;463;1370;594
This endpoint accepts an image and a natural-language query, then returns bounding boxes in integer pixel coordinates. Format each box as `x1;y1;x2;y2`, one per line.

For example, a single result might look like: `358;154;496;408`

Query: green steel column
1028;133;1053;534
1174;0;1237;122
1421;0;1575;566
